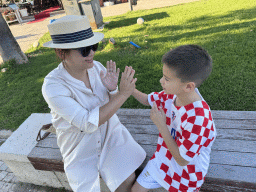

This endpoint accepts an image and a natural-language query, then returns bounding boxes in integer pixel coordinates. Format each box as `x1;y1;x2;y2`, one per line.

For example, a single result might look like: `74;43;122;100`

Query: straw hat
43;15;104;49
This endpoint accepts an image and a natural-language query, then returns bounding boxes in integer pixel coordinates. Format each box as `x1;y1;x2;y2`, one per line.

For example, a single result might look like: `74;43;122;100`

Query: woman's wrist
108;86;118;95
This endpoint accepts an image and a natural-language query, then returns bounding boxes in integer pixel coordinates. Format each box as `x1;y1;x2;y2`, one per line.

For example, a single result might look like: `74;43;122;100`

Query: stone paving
0;158;71;192
0;0;199;191
100;0;199;17
0;130;71;191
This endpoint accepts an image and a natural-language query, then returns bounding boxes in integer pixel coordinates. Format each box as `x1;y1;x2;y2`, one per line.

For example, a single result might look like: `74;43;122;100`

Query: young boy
131;45;217;192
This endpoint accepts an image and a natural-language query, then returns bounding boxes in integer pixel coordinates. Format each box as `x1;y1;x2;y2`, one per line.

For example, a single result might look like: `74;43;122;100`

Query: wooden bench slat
214;119;256;129
131;133;158;145
124;124;256;141
201;177;256;191
211;110;256;120
138;144;256;168
119;116;256;130
210;151;256;167
122;118;254;132
29;156;63;166
201;184;255;192
36;137;59;149
125;124;158;134
132;133;256;153
116;109;256;120
28;147;63;162
30;161;64;172
118;116;154;125
211;139;256;153
216;128;256;141
207;164;256;183
116;109;151;116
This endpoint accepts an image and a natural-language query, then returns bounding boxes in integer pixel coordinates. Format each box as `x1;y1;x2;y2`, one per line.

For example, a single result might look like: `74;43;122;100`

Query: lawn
0;0;255;131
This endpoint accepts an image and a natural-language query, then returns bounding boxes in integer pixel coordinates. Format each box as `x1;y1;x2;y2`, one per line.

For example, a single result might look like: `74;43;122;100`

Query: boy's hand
151;103;189;166
150;102;167;130
100;60;120;91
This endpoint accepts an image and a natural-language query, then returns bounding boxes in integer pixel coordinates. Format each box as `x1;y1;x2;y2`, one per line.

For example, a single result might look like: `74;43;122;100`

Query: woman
42;15;146;192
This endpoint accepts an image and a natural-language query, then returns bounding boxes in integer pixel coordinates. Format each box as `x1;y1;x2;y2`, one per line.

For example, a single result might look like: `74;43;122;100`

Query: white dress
42;61;146;192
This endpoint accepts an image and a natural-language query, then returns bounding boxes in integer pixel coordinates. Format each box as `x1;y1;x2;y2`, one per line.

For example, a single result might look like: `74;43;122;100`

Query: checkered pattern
147;90;216;192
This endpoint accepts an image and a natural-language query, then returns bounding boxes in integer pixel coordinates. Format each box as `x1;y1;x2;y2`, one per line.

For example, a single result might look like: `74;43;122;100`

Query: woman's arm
43;66;137;132
98;66;137;126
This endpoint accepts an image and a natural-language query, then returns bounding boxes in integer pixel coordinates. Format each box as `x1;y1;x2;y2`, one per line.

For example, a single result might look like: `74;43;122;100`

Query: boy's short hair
162;45;212;87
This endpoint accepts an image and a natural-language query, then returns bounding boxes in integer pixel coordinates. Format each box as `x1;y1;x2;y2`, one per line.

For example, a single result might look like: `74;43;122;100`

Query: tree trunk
0;13;28;64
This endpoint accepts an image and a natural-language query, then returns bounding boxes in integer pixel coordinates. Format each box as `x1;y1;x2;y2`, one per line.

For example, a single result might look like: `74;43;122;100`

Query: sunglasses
77;43;99;57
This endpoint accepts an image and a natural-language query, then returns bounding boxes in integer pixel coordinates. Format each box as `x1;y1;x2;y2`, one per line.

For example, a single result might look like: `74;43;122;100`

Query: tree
0;13;28;64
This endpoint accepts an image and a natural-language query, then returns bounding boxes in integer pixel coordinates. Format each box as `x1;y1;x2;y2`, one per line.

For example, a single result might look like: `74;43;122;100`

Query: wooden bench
26;109;256;191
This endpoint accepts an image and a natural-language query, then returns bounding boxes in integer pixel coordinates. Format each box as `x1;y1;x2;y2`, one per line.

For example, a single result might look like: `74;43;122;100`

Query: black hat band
51;28;94;44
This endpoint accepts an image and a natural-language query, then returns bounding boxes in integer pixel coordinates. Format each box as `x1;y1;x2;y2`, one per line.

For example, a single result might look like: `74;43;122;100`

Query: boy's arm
99;67;137;126
158;123;189;166
132;89;150;106
150;102;189;166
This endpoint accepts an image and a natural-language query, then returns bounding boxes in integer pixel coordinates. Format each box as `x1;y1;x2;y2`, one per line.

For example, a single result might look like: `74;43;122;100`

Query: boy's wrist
132;88;138;96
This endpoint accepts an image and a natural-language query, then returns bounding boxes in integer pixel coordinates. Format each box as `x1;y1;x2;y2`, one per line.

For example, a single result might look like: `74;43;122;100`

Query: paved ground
101;0;198;17
0;0;199;191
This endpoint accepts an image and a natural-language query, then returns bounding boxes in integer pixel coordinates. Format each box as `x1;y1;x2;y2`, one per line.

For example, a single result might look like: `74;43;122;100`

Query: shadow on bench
28;109;256;191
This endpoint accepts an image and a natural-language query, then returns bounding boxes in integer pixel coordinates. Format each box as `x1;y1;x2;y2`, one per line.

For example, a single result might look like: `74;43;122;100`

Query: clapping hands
100;60;137;98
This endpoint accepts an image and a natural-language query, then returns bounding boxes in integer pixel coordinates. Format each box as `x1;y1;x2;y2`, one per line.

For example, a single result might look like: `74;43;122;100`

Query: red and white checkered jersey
146;89;217;192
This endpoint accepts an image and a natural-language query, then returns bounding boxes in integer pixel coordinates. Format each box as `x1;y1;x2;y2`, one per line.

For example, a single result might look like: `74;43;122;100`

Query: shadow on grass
104;12;170;29
98;6;256;110
135;7;256;44
187;6;256;26
98;6;256;63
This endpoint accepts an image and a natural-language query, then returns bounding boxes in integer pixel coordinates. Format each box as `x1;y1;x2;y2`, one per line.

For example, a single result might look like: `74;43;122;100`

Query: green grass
0;0;256;131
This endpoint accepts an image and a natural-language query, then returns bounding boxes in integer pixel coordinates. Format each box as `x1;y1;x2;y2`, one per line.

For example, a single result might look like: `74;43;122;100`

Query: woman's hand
100;60;120;91
150;102;167;130
119;66;137;97
98;66;137;126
